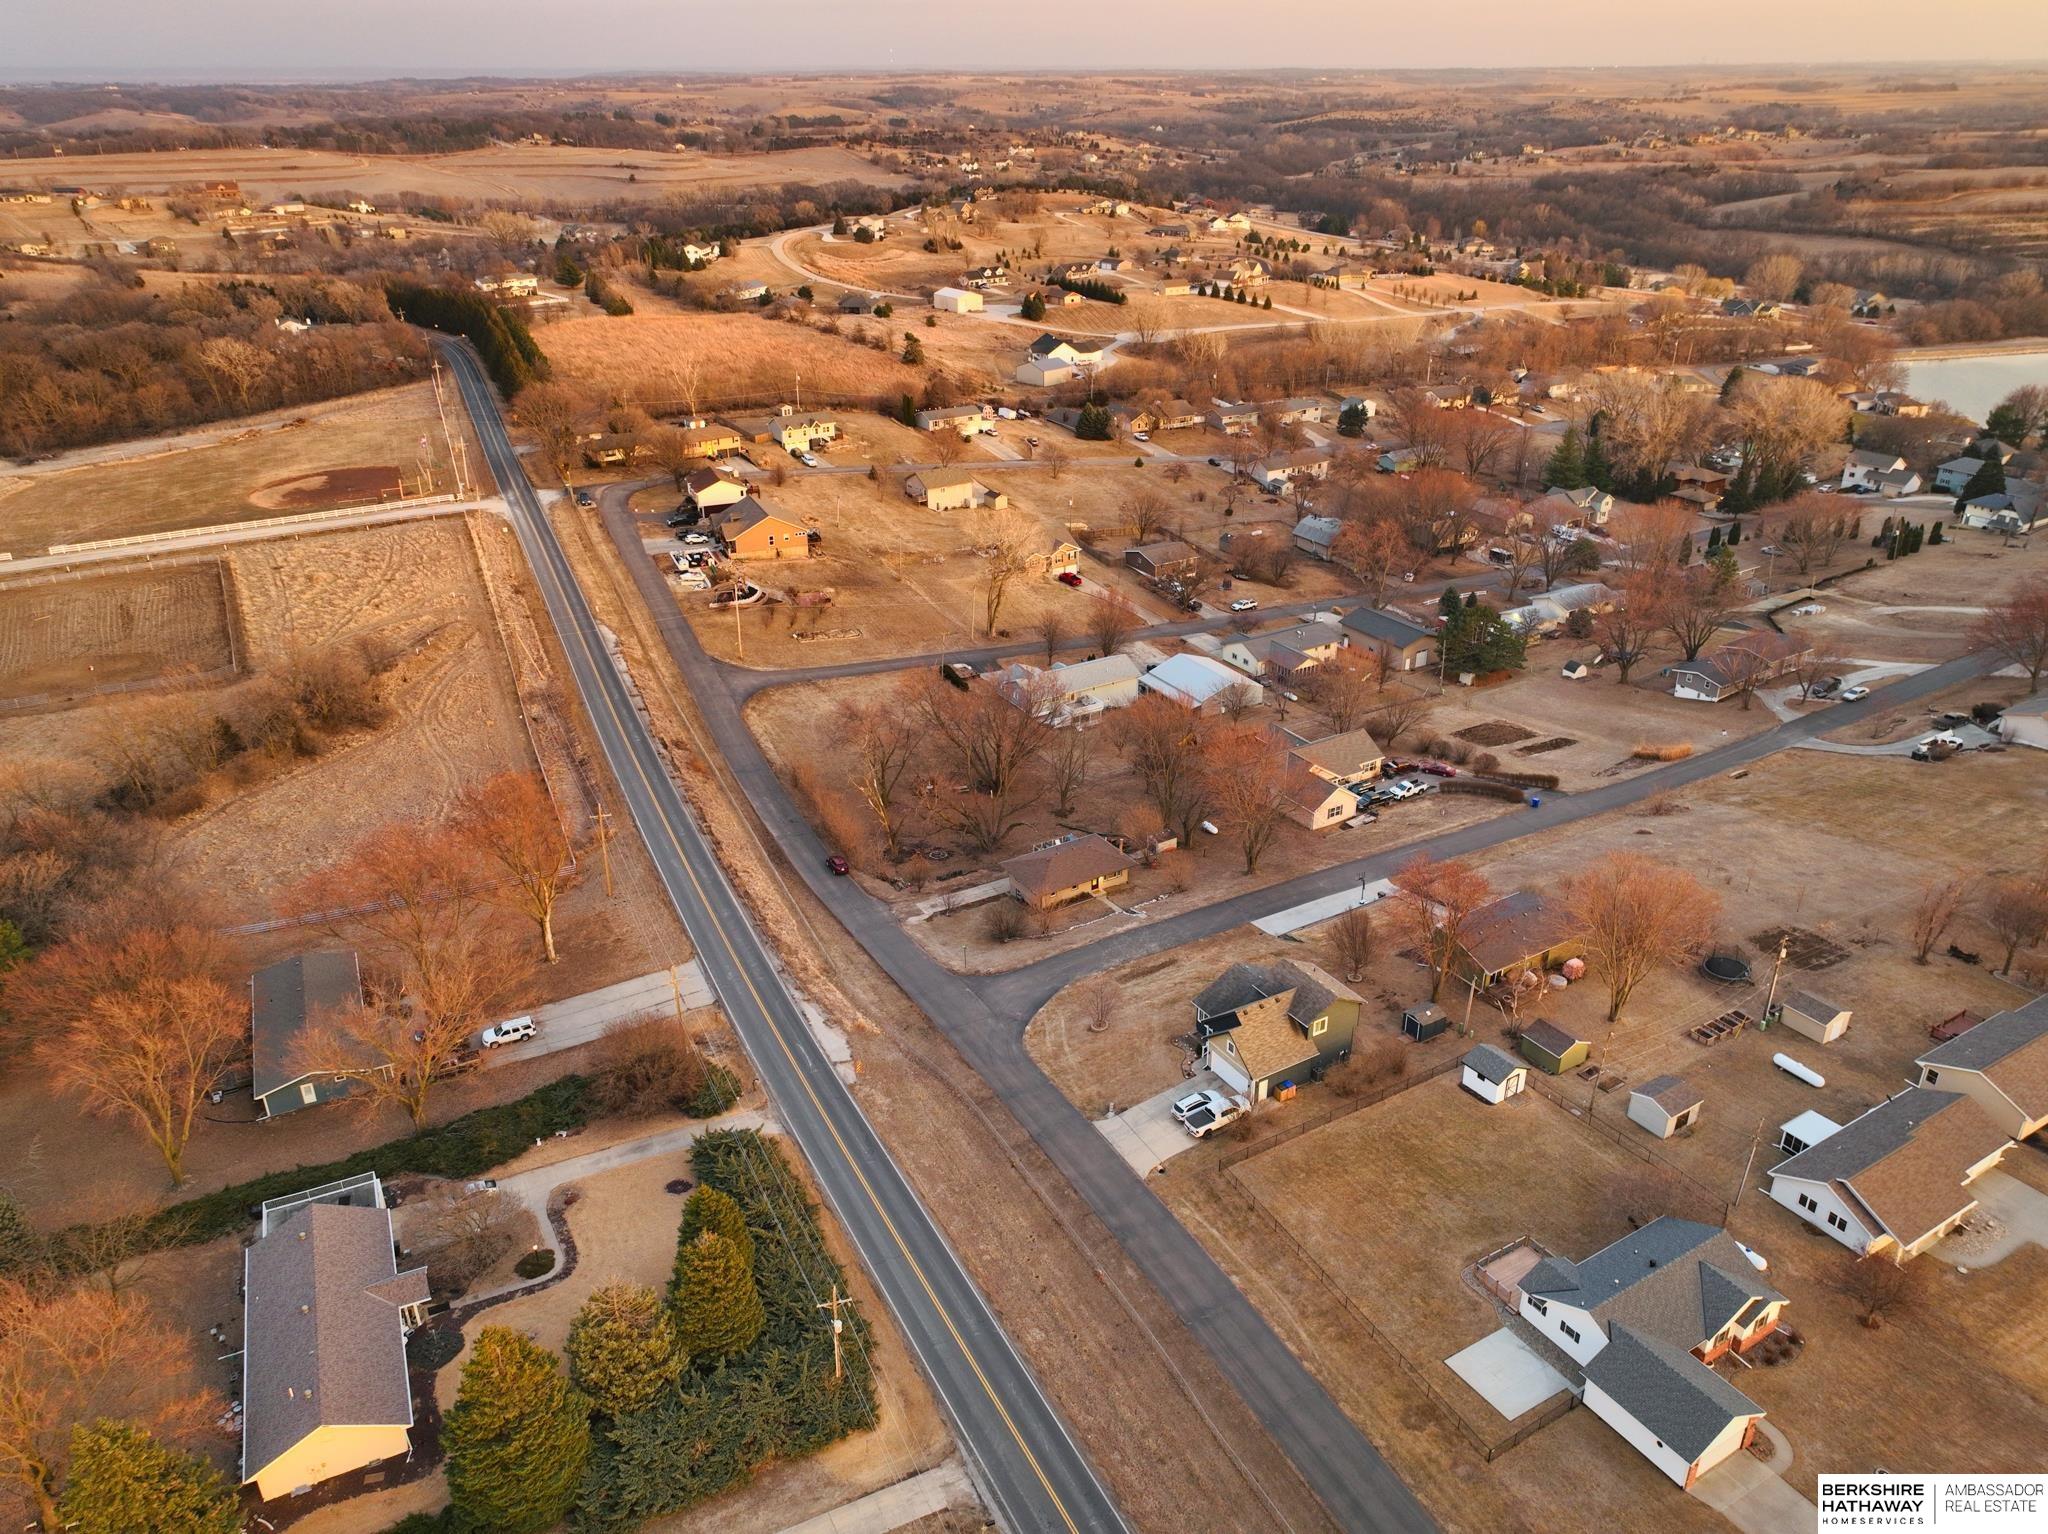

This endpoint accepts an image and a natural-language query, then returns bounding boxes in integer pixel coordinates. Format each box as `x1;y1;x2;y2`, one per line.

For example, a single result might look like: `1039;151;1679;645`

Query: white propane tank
1774;1053;1825;1088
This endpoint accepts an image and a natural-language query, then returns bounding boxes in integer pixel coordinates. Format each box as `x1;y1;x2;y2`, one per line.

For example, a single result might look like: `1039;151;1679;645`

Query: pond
1903;349;2048;425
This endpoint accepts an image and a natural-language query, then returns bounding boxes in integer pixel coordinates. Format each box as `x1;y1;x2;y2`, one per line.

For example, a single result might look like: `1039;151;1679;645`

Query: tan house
1031;540;1082;579
1001;834;1136;910
1339;606;1438;673
679;421;744;460
727;406;840;452
713;499;811;560
1216;620;1346;680
683;467;749;511
1286;726;1386;787
906;468;1007;511
1452;890;1584;986
1193;958;1362;1100
1915;995;2048;1140
242;1176;426;1500
1279;758;1360;830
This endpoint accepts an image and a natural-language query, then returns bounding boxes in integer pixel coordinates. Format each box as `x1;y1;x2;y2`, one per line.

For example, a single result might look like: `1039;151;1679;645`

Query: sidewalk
773;1459;976;1534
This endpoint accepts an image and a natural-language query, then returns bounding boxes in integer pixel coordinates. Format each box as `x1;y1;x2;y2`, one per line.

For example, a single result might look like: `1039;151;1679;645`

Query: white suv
480;1017;537;1048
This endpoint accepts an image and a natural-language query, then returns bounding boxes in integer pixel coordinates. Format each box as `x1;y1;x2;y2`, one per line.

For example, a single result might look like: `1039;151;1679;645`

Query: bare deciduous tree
1979;867;2048;975
1592;573;1668;683
1331;515;1407;607
1330;906;1375;982
841;697;920;856
1301;648;1378;732
1843;1258;1919;1330
1391;854;1496;1002
1203;725;1291;874
515;380;595;486
1042;724;1091;819
1772;493;1854;576
1367;685;1434;750
453;772;580;965
1566;851;1721;1023
1658;565;1742;663
1909;870;1973;964
1086;591;1139;655
1112;693;1215;848
1969;576;2048;691
976;507;1038;637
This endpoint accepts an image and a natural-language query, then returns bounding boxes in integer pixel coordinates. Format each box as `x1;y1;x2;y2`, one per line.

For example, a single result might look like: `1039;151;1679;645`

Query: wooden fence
1214;1053;1462;1169
1522;1069;1734;1221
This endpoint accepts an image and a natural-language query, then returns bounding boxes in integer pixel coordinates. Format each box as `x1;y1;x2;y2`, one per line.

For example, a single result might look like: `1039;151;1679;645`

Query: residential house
1124;539;1203;582
581;432;646;469
932;286;983;313
1935;454;1999;496
1017;356;1080;387
1628;1077;1704;1139
1461;1042;1528;1103
724;279;769;303
682;467;749;511
1851;290;1888;318
1208;400;1259;435
1768;1088;2011;1261
1547;486;1615;527
1914;994;2048;1140
680;241;721;265
1278;758;1361;830
1998;693;2048;750
678;421;743;460
1840;449;1909;492
1721;297;1783;319
1292;514;1343;560
1192;958;1362;1101
1377;448;1423;474
1028;287;1084;309
1264;397;1328;426
996;655;1142;726
1339;606;1437;673
473;273;539;298
1422;384;1472;410
1339;395;1379;422
1254;449;1332;492
1031;539;1082;579
1217;619;1346;680
1774;989;1851;1045
1284;726;1386;787
1116;397;1204;434
1001;834;1135;911
1960;479;2047;532
1516;1020;1591;1075
713;499;811;560
251;952;368;1119
1141;653;1265;713
1502;582;1622;637
1517;1219;1784;1489
1025;332;1105;367
726;406;839;453
915;403;997;436
1671;630;1812;702
242;1176;428;1500
904;467;1005;511
837;291;883;314
1873;468;1924;498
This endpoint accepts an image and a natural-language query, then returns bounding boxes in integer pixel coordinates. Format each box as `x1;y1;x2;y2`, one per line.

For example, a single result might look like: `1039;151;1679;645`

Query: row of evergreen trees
1437;586;1527;676
428;1129;877;1534
385;281;548;396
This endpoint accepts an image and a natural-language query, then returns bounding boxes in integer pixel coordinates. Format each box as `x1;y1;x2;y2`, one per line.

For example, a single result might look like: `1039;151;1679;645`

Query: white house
1292;514;1343;560
1253;449;1332;492
1766;1087;2011;1262
996;655;1142;726
1840;448;1908;492
1515;1219;1783;1489
1460;1042;1527;1104
932;286;984;313
1914;993;2048;1140
1999;693;2048;750
1141;653;1265;712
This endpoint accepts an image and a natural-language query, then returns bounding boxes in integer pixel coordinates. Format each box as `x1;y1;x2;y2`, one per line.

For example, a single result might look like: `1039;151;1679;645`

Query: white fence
46;492;464;555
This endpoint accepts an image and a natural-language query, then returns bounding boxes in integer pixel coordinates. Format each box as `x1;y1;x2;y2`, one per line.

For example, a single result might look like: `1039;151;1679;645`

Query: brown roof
716;498;805;539
1279;757;1354;813
242;1203;420;1481
1001;834;1134;899
1287;727;1384;778
1459;890;1581;975
1222;990;1322;1080
914;467;987;492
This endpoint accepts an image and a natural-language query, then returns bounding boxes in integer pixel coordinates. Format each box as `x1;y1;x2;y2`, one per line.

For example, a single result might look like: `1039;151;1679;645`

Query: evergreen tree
1705;525;1722;550
1262;294;1272;309
1020;292;1046;322
1544;425;1587;489
444;1327;591;1534
568;1283;685;1417
897;393;917;427
1437;585;1463;626
900;333;924;365
1719;365;1746;402
671;1232;765;1361
1075;402;1114;440
1443;604;1526;674
1337;403;1367;438
1985;398;2031;447
1929;521;1945;545
0;1187;41;1275
1582;433;1612;493
1709;544;1740;585
1954;455;2006;511
678;1186;753;1269
1719;460;1755;517
59;1421;240;1534
830;212;848;236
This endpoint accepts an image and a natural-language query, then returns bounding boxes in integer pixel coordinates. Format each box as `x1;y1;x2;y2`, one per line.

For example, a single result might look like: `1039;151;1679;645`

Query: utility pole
668;964;686;1022
1762;936;1789;1028
1730;1116;1767;1218
816;1285;851;1381
593;802;616;898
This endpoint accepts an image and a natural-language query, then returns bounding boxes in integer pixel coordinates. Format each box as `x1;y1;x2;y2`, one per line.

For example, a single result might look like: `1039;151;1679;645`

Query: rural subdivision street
437;338;1130;1534
590;481;1443;1534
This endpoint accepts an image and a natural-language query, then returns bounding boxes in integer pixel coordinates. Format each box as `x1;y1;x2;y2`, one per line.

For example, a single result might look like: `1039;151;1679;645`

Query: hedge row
572;1129;877;1532
67;1076;593;1257
386;281;548;396
1476;769;1561;790
1439;778;1528;802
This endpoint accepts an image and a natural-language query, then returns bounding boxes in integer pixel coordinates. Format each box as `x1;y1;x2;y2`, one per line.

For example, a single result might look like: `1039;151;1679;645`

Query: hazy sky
8;1;2046;79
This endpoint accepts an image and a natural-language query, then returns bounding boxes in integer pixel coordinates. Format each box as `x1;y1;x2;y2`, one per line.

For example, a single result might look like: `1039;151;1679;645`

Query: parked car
793;450;817;467
1790;602;1825;616
826;854;851;876
681;532;714;546
1418;763;1457;778
480;1017;537;1048
1839;684;1870;702
1183;1096;1248;1138
1057;570;1084;587
1383;778;1427;800
1229;598;1259;613
1132;431;1151;442
1172;1089;1227;1123
1810;675;1842;698
574;491;594;508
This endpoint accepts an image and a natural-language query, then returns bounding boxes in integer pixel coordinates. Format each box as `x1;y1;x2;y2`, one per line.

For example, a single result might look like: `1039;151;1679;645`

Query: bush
1482;769;1560;789
1631;741;1695;761
1440;778;1526;802
1470;752;1500;774
514;1248;558;1280
589;1016;710;1118
686;1065;741;1117
986;901;1028;942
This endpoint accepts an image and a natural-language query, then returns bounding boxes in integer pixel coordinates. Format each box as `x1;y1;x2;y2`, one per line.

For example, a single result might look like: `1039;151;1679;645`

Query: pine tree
1709;544;1740;584
1719;365;1745;402
59;1421;240;1534
1020;292;1045;321
444;1327;592;1534
678;1186;753;1269
672;1231;765;1360
1075;402;1114;440
568;1283;684;1416
1954;455;2006;512
1706;525;1723;550
0;1187;41;1275
1544;425;1586;489
831;212;848;236
901;333;924;365
1582;432;1612;493
1929;521;1945;545
897;393;917;427
1985;399;2031;448
1337;403;1367;438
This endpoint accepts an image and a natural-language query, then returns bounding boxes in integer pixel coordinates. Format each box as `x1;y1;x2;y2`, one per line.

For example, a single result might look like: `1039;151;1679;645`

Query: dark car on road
826;854;851;875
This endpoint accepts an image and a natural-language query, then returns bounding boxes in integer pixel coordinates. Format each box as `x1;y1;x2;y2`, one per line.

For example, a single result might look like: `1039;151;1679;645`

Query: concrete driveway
1937;1169;2048;1266
1690;1427;1816;1534
1096;1070;1223;1175
1445;1328;1572;1420
488;965;715;1066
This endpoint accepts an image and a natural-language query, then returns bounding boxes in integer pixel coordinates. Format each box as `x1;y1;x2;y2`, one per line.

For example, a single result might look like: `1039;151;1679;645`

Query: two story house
1192;959;1362;1101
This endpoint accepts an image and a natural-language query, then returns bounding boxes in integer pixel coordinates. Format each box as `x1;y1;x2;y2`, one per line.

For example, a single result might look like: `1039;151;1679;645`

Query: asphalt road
593;483;1443;1534
970;647;1999;1024
438;340;1127;1534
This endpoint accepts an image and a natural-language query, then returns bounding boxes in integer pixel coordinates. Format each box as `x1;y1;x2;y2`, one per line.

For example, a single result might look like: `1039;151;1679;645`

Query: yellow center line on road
463;352;1085;1533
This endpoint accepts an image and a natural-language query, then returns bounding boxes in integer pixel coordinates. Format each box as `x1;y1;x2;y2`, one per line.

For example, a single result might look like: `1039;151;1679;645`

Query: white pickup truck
1181;1091;1251;1138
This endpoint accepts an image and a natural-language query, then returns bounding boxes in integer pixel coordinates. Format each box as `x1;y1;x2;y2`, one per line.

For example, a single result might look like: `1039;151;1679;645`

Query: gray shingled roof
1582;1325;1763;1461
1522;1218;1783;1352
1918;993;2048;1074
1190;958;1355;1032
242;1203;421;1483
1463;1043;1521;1085
250;952;362;1100
1518;1018;1585;1059
1339;606;1432;647
1779;989;1845;1023
1634;1075;1702;1113
1770;1087;1968;1186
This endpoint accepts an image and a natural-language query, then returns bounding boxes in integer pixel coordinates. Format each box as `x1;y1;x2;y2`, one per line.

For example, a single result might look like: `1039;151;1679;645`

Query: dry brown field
0;383;468;555
0;562;235;701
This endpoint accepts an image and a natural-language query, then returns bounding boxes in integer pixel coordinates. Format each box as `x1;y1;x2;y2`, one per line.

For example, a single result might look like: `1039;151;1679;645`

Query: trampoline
1700;953;1752;984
